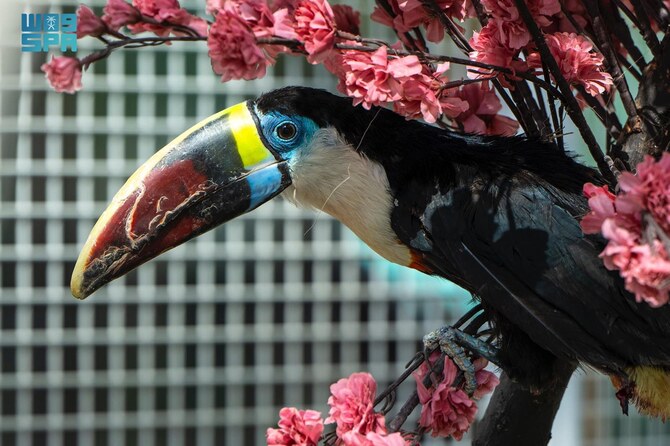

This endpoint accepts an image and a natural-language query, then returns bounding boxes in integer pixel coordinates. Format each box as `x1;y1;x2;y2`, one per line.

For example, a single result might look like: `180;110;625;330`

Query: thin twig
513;0;615;184
452;304;484;328
543;63;564;150
420;0;470;51
388;352;448;433
374;354;425;407
573;86;622;139
610;0;642;29
374;0;426;51
583;1;639;120
600;1;647;72
629;0;662;54
80;35;206;67
388;391;421;433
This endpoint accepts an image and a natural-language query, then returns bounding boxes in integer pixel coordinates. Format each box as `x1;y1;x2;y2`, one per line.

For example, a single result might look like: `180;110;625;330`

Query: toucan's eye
276;122;297;141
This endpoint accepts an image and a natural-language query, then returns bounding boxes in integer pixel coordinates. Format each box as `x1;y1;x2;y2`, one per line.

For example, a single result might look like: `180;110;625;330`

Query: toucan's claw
423;325;502;396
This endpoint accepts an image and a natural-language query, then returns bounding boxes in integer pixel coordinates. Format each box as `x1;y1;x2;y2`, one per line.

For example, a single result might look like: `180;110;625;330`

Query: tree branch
615;33;670;167
472;361;575;446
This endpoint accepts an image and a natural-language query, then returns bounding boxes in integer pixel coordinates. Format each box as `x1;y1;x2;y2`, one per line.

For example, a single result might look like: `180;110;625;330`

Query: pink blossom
581;183;617;234
336;49;467;123
339;427;411;445
208;0;292;54
414;356;476;439
132;0;180;17
582;154;670;307
272;8;299;40
186;16;209;36
332;4;361;35
294;0;336;63
399;0;472;42
451;82;518;136
76;5;107;38
41;56;83;94
370;2;398;30
327;372;386;439
472;358;500;400
266;407;324;446
206;0;225;15
208;10;271;81
481;0;560;49
127;21;172;36
600;220;670;307
394;63;466;123
338;46;413;108
365;432;409;446
394;75;443;123
102;0;142;30
271;0;299;11
213;0;276;36
468;22;523;79
126;0;207;36
528;32;613;97
620;154;670;235
372;0;472;43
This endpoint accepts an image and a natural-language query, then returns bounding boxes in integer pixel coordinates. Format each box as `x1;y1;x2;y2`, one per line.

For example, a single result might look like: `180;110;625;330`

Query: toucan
71;86;670;418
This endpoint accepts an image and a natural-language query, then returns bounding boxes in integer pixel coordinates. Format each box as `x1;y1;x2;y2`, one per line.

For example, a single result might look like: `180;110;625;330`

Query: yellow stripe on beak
227;103;275;169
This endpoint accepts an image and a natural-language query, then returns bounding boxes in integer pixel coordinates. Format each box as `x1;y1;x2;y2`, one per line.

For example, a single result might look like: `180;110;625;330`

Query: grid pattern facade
1;1;466;444
2;1;670;445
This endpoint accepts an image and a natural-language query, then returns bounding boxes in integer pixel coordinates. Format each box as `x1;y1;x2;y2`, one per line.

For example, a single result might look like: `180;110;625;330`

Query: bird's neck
281;128;412;266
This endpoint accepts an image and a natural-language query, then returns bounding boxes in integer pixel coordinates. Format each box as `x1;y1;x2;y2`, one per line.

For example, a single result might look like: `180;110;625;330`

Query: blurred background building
1;0;670;445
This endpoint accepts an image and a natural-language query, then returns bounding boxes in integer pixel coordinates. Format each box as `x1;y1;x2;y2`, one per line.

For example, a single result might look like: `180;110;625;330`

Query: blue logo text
21;13;77;53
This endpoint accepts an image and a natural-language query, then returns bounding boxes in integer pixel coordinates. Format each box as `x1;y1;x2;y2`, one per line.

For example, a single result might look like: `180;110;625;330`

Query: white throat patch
281;127;411;266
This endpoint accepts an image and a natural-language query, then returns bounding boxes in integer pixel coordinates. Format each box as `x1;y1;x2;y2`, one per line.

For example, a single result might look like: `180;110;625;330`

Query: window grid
2;1;466;445
4;1;670;445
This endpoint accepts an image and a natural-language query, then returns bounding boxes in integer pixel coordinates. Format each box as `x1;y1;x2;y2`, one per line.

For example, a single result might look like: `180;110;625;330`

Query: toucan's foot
423;325;502;395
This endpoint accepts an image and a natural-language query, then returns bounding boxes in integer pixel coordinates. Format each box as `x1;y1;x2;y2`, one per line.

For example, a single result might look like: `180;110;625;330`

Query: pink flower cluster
266;407;324;446
581;154;670;307
468;0;559;79
294;0;337;63
465;0;612;98
481;0;560;49
208;10;272;82
123;0;208;36
206;0;362;81
327;373;408;446
41;56;83;94
77;5;107;39
102;0;142;30
450;82;519;136
414;355;498;439
528;32;613;97
335;46;515;128
78;0;206;37
265;372;411;446
372;0;473;44
207;0;289;82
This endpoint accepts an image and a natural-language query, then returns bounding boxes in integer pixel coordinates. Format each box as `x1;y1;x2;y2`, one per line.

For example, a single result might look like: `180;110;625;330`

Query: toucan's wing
392;173;670;372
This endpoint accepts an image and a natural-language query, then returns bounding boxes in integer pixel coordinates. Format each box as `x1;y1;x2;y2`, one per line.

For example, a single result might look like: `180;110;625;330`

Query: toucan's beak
71;102;290;299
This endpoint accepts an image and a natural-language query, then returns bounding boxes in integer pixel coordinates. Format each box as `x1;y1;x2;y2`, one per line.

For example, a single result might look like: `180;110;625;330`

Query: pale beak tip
70;253;92;300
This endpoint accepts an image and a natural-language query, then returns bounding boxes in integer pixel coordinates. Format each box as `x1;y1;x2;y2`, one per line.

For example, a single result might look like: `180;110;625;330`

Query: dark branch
513;0;615;184
472;361;575;446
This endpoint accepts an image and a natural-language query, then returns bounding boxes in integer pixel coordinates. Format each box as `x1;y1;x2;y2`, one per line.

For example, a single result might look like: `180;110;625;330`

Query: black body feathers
257;87;670;388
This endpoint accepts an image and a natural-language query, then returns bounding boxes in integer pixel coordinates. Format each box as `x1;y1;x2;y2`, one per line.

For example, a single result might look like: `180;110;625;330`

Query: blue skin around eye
257;110;318;159
244;110;318;212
